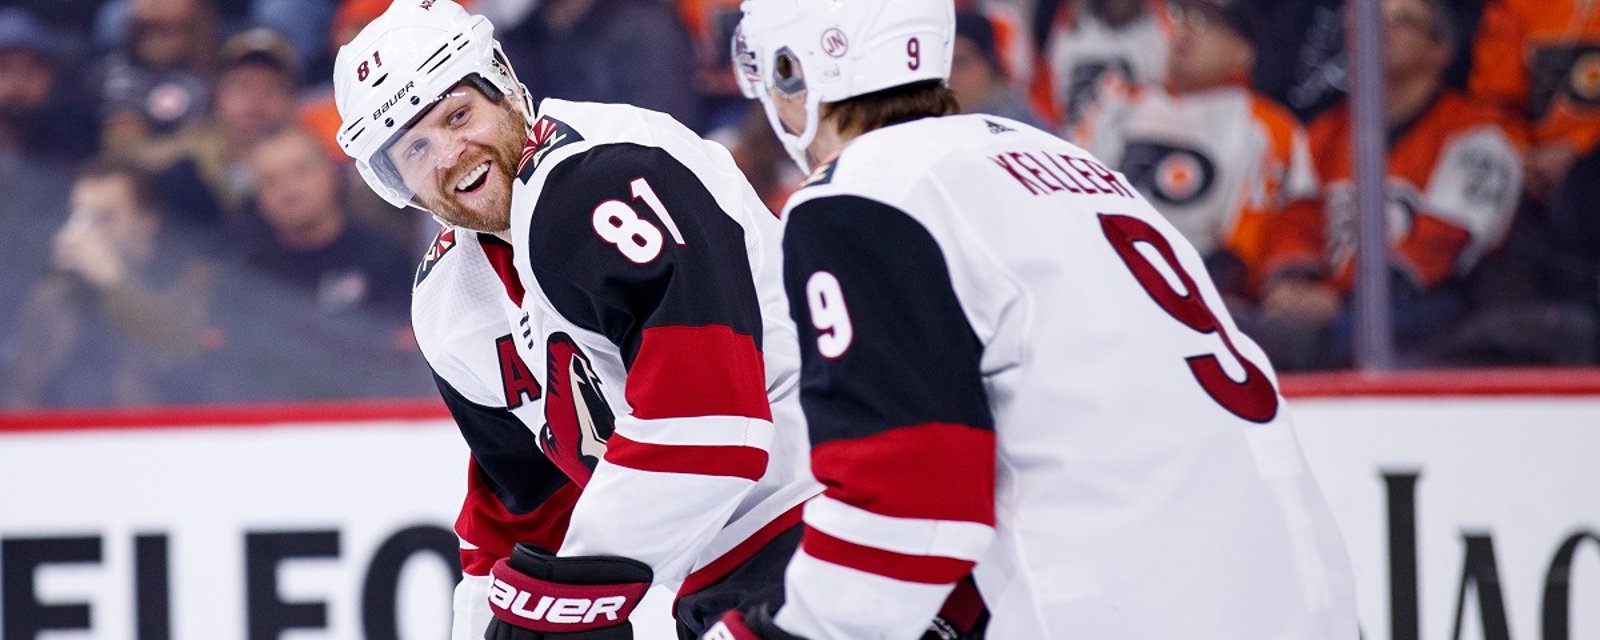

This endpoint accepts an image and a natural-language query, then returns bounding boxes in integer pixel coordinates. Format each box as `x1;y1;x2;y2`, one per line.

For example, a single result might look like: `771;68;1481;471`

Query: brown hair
77;157;164;216
825;81;959;137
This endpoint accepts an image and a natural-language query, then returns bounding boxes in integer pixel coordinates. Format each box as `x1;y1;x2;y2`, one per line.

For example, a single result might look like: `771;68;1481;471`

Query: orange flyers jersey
1263;91;1523;291
1472;0;1600;153
1094;85;1315;275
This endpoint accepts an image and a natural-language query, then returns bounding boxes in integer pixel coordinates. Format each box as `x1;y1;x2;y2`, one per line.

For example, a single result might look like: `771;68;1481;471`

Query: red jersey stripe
676;502;805;606
456;460;579;575
802;528;976;585
604;433;768;481
626;324;772;421
811;423;996;524
479;236;525;306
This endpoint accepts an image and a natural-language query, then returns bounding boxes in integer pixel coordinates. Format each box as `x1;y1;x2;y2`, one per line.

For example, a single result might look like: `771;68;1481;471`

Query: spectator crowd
1;0;1597;408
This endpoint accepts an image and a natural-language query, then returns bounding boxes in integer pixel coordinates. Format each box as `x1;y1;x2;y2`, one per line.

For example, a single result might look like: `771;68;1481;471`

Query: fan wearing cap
1087;0;1314;300
332;1;823;638
709;0;1358;637
155;28;301;233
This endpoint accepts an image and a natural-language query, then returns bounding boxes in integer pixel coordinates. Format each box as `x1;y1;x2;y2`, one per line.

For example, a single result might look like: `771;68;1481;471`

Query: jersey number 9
806;271;853;359
1098;213;1279;423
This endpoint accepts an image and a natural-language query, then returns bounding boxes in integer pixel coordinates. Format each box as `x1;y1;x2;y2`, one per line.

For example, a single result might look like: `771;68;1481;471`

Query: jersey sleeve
522;142;774;583
1405;125;1523;285
432;373;580;640
773;195;998;640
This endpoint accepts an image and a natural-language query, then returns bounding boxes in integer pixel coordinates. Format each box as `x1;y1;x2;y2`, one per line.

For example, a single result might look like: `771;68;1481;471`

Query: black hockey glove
485;544;653;640
702;605;805;640
924;575;988;640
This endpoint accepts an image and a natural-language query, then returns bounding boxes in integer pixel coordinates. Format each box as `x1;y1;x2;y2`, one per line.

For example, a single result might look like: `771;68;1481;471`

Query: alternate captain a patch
517;115;585;182
413;227;457;289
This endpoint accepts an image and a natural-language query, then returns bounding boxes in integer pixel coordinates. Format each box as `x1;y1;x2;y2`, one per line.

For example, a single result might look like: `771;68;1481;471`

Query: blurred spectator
0;8;93;162
677;0;744;132
239;126;414;319
1254;0;1523;369
298;0;430;252
1092;0;1313;300
498;0;705;132
192;126;430;401
1;9;83;337
1249;0;1485;122
0;160;220;408
953;10;1047;128
92;0;217;163
158;28;300;234
1471;0;1600;200
1045;0;1168;147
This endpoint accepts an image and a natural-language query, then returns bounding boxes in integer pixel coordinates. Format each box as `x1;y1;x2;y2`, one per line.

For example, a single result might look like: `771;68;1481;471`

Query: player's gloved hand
485;543;652;639
701;606;806;640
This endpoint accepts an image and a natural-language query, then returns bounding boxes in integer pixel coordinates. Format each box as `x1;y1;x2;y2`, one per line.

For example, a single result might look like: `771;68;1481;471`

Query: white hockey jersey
772;114;1358;639
412;98;819;638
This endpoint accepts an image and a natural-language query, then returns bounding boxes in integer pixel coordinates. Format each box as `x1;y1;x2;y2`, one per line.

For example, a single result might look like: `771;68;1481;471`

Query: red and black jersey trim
479;233;524;306
517;114;585;183
781;195;994;447
431;370;568;514
413;228;458;289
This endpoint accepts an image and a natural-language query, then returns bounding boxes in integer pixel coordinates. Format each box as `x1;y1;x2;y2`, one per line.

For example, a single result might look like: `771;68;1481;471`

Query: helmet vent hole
426;54;453;74
418;43;451;71
371;73;388;87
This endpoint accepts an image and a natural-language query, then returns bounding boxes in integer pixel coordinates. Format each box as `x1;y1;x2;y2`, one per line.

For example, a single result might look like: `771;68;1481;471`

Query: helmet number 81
806;271;853;359
356;51;383;82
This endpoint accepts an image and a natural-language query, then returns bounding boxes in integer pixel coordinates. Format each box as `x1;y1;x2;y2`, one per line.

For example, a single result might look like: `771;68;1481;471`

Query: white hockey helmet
333;0;531;209
734;0;955;171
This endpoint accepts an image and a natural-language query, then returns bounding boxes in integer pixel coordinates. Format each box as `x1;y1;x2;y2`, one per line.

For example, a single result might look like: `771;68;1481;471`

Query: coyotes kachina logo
538;332;615;486
517;116;584;182
413;228;456;288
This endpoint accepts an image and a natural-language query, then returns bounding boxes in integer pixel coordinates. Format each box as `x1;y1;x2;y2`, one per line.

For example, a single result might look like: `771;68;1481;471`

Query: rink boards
1;372;1597;639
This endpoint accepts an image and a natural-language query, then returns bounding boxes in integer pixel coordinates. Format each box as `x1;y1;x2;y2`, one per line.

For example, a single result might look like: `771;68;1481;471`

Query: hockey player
707;0;1359;638
332;1;821;637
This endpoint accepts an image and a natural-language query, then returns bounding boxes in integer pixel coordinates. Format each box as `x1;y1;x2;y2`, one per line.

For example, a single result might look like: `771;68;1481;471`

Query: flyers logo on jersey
413;228;457;288
518;116;585;182
1121;141;1218;207
539;332;615;485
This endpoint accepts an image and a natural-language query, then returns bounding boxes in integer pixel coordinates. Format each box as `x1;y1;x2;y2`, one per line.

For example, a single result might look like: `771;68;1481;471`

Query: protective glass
370;88;498;206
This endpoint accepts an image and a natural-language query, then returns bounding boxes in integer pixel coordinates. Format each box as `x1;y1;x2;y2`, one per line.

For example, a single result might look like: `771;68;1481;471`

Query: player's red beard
417;105;528;234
